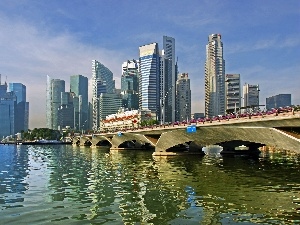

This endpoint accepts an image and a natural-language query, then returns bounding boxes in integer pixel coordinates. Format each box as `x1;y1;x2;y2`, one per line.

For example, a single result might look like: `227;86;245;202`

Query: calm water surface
0;144;299;224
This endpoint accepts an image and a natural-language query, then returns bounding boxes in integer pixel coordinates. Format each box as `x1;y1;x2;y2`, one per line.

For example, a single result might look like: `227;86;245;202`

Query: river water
0;144;299;224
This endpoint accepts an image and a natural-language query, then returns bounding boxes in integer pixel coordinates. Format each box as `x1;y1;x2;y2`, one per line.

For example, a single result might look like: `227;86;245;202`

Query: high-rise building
242;83;260;112
46;75;65;130
99;93;122;122
225;74;241;113
91;60;116;131
205;34;225;118
161;36;176;123
0;84;16;138
0;81;29;138
176;73;191;122
266;94;291;110
139;43;160;118
121;60;139;110
8;83;29;132
70;75;89;130
57;92;75;130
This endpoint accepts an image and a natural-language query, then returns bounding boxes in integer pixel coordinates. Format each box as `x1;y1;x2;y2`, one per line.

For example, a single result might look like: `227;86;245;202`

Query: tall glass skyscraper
139;43;160;117
0;82;16;139
46;75;65;130
8;83;29;132
70;75;89;130
91;60;116;131
162;36;176;123
0;82;29;139
205;34;225;118
121;60;139;110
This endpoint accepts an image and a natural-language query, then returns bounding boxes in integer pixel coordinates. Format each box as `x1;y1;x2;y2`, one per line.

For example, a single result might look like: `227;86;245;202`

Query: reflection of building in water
0;145;29;205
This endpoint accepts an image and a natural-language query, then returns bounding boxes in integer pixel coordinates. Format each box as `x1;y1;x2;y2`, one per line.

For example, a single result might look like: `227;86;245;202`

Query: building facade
0;82;29;139
70;75;89;130
92;60;116;131
175;73;191;122
8;83;29;132
242;83;260;112
161;36;176;123
121;60;139;110
266;94;291;110
58;92;75;130
98;93;122;125
46;75;65;130
139;43;160;118
205;34;225;118
0;83;16;139
225;74;241;113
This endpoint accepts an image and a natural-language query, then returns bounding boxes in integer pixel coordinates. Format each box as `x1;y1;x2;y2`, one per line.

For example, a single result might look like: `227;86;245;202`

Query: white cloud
0;15;125;128
227;36;300;54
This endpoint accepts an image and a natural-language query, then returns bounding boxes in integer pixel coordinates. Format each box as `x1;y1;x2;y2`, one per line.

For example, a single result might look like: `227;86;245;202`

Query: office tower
266;94;291;110
205;34;225;118
99;93;122;121
121;60;139;110
91;60;116;131
46;75;65;130
225;74;241;113
161;36;176;123
0;79;7;98
8;83;29;132
0;86;16;138
58;92;75;129
70;75;89;130
242;83;260;112
139;43;160;118
175;73;191;122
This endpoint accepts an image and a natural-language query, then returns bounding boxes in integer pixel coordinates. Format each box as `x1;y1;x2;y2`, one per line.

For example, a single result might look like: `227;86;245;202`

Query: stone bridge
73;113;300;155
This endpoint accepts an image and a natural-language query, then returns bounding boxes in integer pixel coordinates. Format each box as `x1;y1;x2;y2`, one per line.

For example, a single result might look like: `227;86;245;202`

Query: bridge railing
88;110;299;136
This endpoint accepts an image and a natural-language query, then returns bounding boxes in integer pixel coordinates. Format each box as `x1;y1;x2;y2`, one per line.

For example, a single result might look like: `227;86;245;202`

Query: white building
205;34;225;118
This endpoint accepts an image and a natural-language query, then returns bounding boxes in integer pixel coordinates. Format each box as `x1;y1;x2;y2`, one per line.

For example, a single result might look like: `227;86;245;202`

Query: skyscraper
205;34;225;118
0;83;16;138
225;74;241;113
57;92;75;129
161;36;176;123
46;75;65;130
139;43;160;117
8;83;29;132
99;93;122;121
176;73;191;122
0;81;29;138
121;60;139;110
70;75;89;130
91;60;116;131
242;83;260;112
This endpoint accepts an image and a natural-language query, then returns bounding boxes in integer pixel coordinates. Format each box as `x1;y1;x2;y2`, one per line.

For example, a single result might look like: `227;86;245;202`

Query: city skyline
0;0;299;128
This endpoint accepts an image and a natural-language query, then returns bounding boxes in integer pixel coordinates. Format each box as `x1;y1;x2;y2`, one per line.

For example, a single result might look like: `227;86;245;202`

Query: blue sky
0;0;299;128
